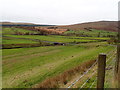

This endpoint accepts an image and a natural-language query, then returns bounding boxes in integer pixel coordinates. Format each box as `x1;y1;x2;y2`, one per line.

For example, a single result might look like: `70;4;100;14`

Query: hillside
1;21;118;32
0;22;54;27
1;21;118;36
57;21;118;32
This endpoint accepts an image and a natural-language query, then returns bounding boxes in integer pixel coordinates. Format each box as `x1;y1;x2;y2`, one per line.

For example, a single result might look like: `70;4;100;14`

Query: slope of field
2;43;114;88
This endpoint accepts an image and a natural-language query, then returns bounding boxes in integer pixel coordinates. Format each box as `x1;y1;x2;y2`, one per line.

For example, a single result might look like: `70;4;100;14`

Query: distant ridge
1;21;118;32
57;21;118;32
0;22;55;27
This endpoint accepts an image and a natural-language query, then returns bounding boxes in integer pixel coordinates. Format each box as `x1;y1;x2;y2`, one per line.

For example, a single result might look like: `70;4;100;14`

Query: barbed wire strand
106;52;116;63
107;49;115;56
67;60;97;88
106;57;116;68
104;58;116;88
89;77;97;89
79;70;97;90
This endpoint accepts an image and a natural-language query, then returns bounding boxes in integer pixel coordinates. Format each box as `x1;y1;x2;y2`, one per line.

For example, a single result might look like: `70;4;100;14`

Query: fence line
89;53;116;89
80;51;116;89
67;49;116;88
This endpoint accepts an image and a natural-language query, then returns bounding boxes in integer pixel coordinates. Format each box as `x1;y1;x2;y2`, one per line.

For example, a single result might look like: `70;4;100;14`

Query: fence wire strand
106;51;116;63
79;70;97;89
67;60;97;88
107;57;116;68
89;77;97;89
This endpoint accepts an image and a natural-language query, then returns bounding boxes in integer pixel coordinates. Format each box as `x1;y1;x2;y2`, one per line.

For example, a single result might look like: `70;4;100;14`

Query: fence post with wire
67;49;116;89
97;53;106;89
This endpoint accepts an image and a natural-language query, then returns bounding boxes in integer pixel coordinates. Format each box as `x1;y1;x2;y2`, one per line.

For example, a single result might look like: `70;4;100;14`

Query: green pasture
4;35;107;43
2;37;38;44
65;29;117;37
2;27;116;88
2;43;115;88
49;35;110;40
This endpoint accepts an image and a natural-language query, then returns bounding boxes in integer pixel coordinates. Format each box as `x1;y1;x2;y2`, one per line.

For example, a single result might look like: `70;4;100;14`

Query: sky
0;0;120;25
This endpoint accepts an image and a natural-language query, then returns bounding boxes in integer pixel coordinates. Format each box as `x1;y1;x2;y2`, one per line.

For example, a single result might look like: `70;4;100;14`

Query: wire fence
67;49;116;89
68;60;97;88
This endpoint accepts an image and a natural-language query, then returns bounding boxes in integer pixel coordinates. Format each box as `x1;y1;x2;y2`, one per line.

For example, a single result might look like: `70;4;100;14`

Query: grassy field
51;35;110;40
2;37;38;44
2;27;117;88
4;35;108;44
2;43;114;88
2;27;111;43
64;29;117;37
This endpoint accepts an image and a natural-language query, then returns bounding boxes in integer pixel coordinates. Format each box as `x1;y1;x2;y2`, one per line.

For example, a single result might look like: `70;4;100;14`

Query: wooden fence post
97;53;106;89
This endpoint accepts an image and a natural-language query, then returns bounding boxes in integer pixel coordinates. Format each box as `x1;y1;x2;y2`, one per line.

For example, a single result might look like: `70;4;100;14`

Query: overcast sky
0;0;120;25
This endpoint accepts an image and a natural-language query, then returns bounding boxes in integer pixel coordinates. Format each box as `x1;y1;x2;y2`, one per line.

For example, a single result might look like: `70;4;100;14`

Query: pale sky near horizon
0;0;120;25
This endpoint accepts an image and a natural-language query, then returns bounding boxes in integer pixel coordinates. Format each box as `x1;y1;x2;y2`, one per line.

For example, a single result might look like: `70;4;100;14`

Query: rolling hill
1;21;118;36
1;21;118;32
0;22;36;25
0;22;54;27
57;21;118;32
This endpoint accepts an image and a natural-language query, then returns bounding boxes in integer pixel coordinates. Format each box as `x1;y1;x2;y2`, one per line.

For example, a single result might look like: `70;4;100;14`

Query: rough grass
2;43;114;88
